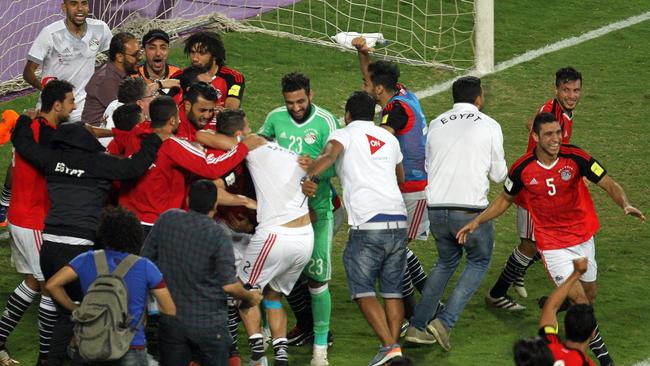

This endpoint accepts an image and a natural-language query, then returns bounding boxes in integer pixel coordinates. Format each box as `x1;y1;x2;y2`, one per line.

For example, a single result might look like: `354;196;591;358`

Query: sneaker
399;320;409;338
404;326;437;345
249;356;268;366
310;345;329;366
287;325;313;346
485;294;526;311
426;319;451;352
537;296;572;313
0;205;8;228
147;353;159;366
0;347;19;366
513;276;528;298
368;344;402;366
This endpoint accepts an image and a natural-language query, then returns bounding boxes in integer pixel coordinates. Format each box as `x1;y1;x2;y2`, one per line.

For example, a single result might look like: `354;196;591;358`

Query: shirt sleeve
27;28;51;64
381;101;409;133
489;121;508;183
567;145;607;184
538;325;560;344
503;164;525;197
259;114;275;138
168;139;248;179
223;72;245;101
100;22;112;52
327;129;350;150
68;250;94;276
144;259;165;289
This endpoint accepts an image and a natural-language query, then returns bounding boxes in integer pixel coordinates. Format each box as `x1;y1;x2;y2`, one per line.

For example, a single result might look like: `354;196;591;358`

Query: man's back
425;102;507;209
245;142;308;229
142;209;235;326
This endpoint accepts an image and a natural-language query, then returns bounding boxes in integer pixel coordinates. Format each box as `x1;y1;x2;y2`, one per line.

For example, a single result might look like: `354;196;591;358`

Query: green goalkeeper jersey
260;104;340;217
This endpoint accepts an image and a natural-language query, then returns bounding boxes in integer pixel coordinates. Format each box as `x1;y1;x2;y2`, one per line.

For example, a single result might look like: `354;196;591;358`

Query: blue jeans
158;315;231;366
343;228;407;299
90;349;148;366
410;209;494;330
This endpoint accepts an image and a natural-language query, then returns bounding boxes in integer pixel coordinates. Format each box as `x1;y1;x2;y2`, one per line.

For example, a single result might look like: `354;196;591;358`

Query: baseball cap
142;29;170;45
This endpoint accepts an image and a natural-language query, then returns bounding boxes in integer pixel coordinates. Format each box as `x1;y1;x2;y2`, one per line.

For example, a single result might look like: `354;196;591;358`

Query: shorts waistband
351;221;408;231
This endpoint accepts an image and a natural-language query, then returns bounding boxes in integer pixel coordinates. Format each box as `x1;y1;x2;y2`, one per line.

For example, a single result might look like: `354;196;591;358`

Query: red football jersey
504;145;606;250
527;98;574;152
215;156;257;232
118;127;248;224
539;326;595;366
7;117;56;229
211;65;245;106
175;103;215;142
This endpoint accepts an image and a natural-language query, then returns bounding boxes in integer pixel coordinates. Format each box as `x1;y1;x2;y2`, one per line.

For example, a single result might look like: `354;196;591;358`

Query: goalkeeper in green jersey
259;72;340;366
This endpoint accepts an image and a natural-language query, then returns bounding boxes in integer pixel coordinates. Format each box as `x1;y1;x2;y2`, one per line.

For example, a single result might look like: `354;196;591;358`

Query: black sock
401;266;415;298
38;296;57;361
0;281;38;344
227;301;240;355
403;293;416;320
406;248;427;293
0;182;11;207
286;277;312;331
589;324;613;366
489;247;532;298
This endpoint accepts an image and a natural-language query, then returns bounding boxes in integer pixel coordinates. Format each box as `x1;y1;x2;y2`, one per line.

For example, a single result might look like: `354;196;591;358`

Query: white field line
415;11;650;100
633;358;650;366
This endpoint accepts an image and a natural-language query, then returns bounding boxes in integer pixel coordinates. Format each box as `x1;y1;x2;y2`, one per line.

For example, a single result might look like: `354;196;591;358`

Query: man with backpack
46;206;176;365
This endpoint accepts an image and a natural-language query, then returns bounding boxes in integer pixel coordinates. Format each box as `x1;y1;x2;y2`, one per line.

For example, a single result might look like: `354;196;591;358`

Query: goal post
474;0;495;74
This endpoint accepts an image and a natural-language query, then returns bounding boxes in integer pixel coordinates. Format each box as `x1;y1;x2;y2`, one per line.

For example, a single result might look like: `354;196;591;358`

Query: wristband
301;175;320;185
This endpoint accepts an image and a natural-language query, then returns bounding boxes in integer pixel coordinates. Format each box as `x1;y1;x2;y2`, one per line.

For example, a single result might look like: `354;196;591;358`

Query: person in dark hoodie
11;113;164;366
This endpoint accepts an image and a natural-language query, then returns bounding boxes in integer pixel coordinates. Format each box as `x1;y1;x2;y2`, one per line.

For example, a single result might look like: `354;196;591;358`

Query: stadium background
0;0;649;364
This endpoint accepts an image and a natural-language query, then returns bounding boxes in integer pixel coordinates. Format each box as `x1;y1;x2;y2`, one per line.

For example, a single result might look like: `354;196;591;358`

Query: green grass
1;1;650;365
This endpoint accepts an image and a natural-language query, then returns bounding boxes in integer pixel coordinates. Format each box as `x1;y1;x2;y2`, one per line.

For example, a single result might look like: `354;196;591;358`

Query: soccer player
23;0;112;123
135;29;181;84
352;35;430;325
176;81;219;141
0;80;75;366
238;138;315;366
487;67;584;309
259;72;338;365
457;112;645;366
117;96;263;236
302;91;407;366
184;31;245;109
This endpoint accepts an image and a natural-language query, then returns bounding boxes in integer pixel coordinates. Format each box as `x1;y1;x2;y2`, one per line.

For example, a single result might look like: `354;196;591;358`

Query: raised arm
301;140;344;197
539;258;588;328
351;36;373;85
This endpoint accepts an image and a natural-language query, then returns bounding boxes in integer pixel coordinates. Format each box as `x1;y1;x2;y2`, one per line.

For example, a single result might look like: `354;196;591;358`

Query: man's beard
291;103;312;124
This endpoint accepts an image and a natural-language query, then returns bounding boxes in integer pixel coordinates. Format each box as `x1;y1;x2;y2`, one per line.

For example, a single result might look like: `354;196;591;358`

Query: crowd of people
0;1;646;366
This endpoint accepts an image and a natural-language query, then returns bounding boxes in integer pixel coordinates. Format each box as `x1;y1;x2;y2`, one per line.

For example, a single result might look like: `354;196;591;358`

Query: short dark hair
149;96;178;128
41;79;74;113
96;206;144;254
452;76;482;104
117;78;147;104
367;61;399;92
555;66;582;86
345;91;376;121
179;65;207;92
112;103;142;131
513;337;554;366
109;32;137;62
216;109;246;137
188;179;218;214
532;112;558;135
184;31;226;67
281;72;310;95
565;304;597;343
184;81;219;105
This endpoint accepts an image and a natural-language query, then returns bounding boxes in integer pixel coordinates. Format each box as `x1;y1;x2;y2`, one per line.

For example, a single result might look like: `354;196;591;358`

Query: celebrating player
487;67;584;309
457;112;645;366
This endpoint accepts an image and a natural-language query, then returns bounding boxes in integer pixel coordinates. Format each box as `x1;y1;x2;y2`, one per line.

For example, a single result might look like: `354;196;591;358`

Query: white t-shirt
246;142;309;229
99;100;123;147
328;120;406;226
28;19;112;122
425;103;507;209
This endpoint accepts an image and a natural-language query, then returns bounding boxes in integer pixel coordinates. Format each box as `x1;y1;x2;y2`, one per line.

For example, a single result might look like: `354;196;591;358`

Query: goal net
0;0;491;100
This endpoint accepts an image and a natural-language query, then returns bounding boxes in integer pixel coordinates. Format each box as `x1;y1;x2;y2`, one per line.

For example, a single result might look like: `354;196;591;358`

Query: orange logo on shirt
366;134;385;155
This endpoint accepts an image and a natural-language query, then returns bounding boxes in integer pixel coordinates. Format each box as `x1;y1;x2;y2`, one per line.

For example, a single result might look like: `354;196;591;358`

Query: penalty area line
414;10;650;100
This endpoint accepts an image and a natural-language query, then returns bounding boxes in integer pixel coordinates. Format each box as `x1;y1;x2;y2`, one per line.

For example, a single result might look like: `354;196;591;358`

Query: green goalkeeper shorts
304;216;334;282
